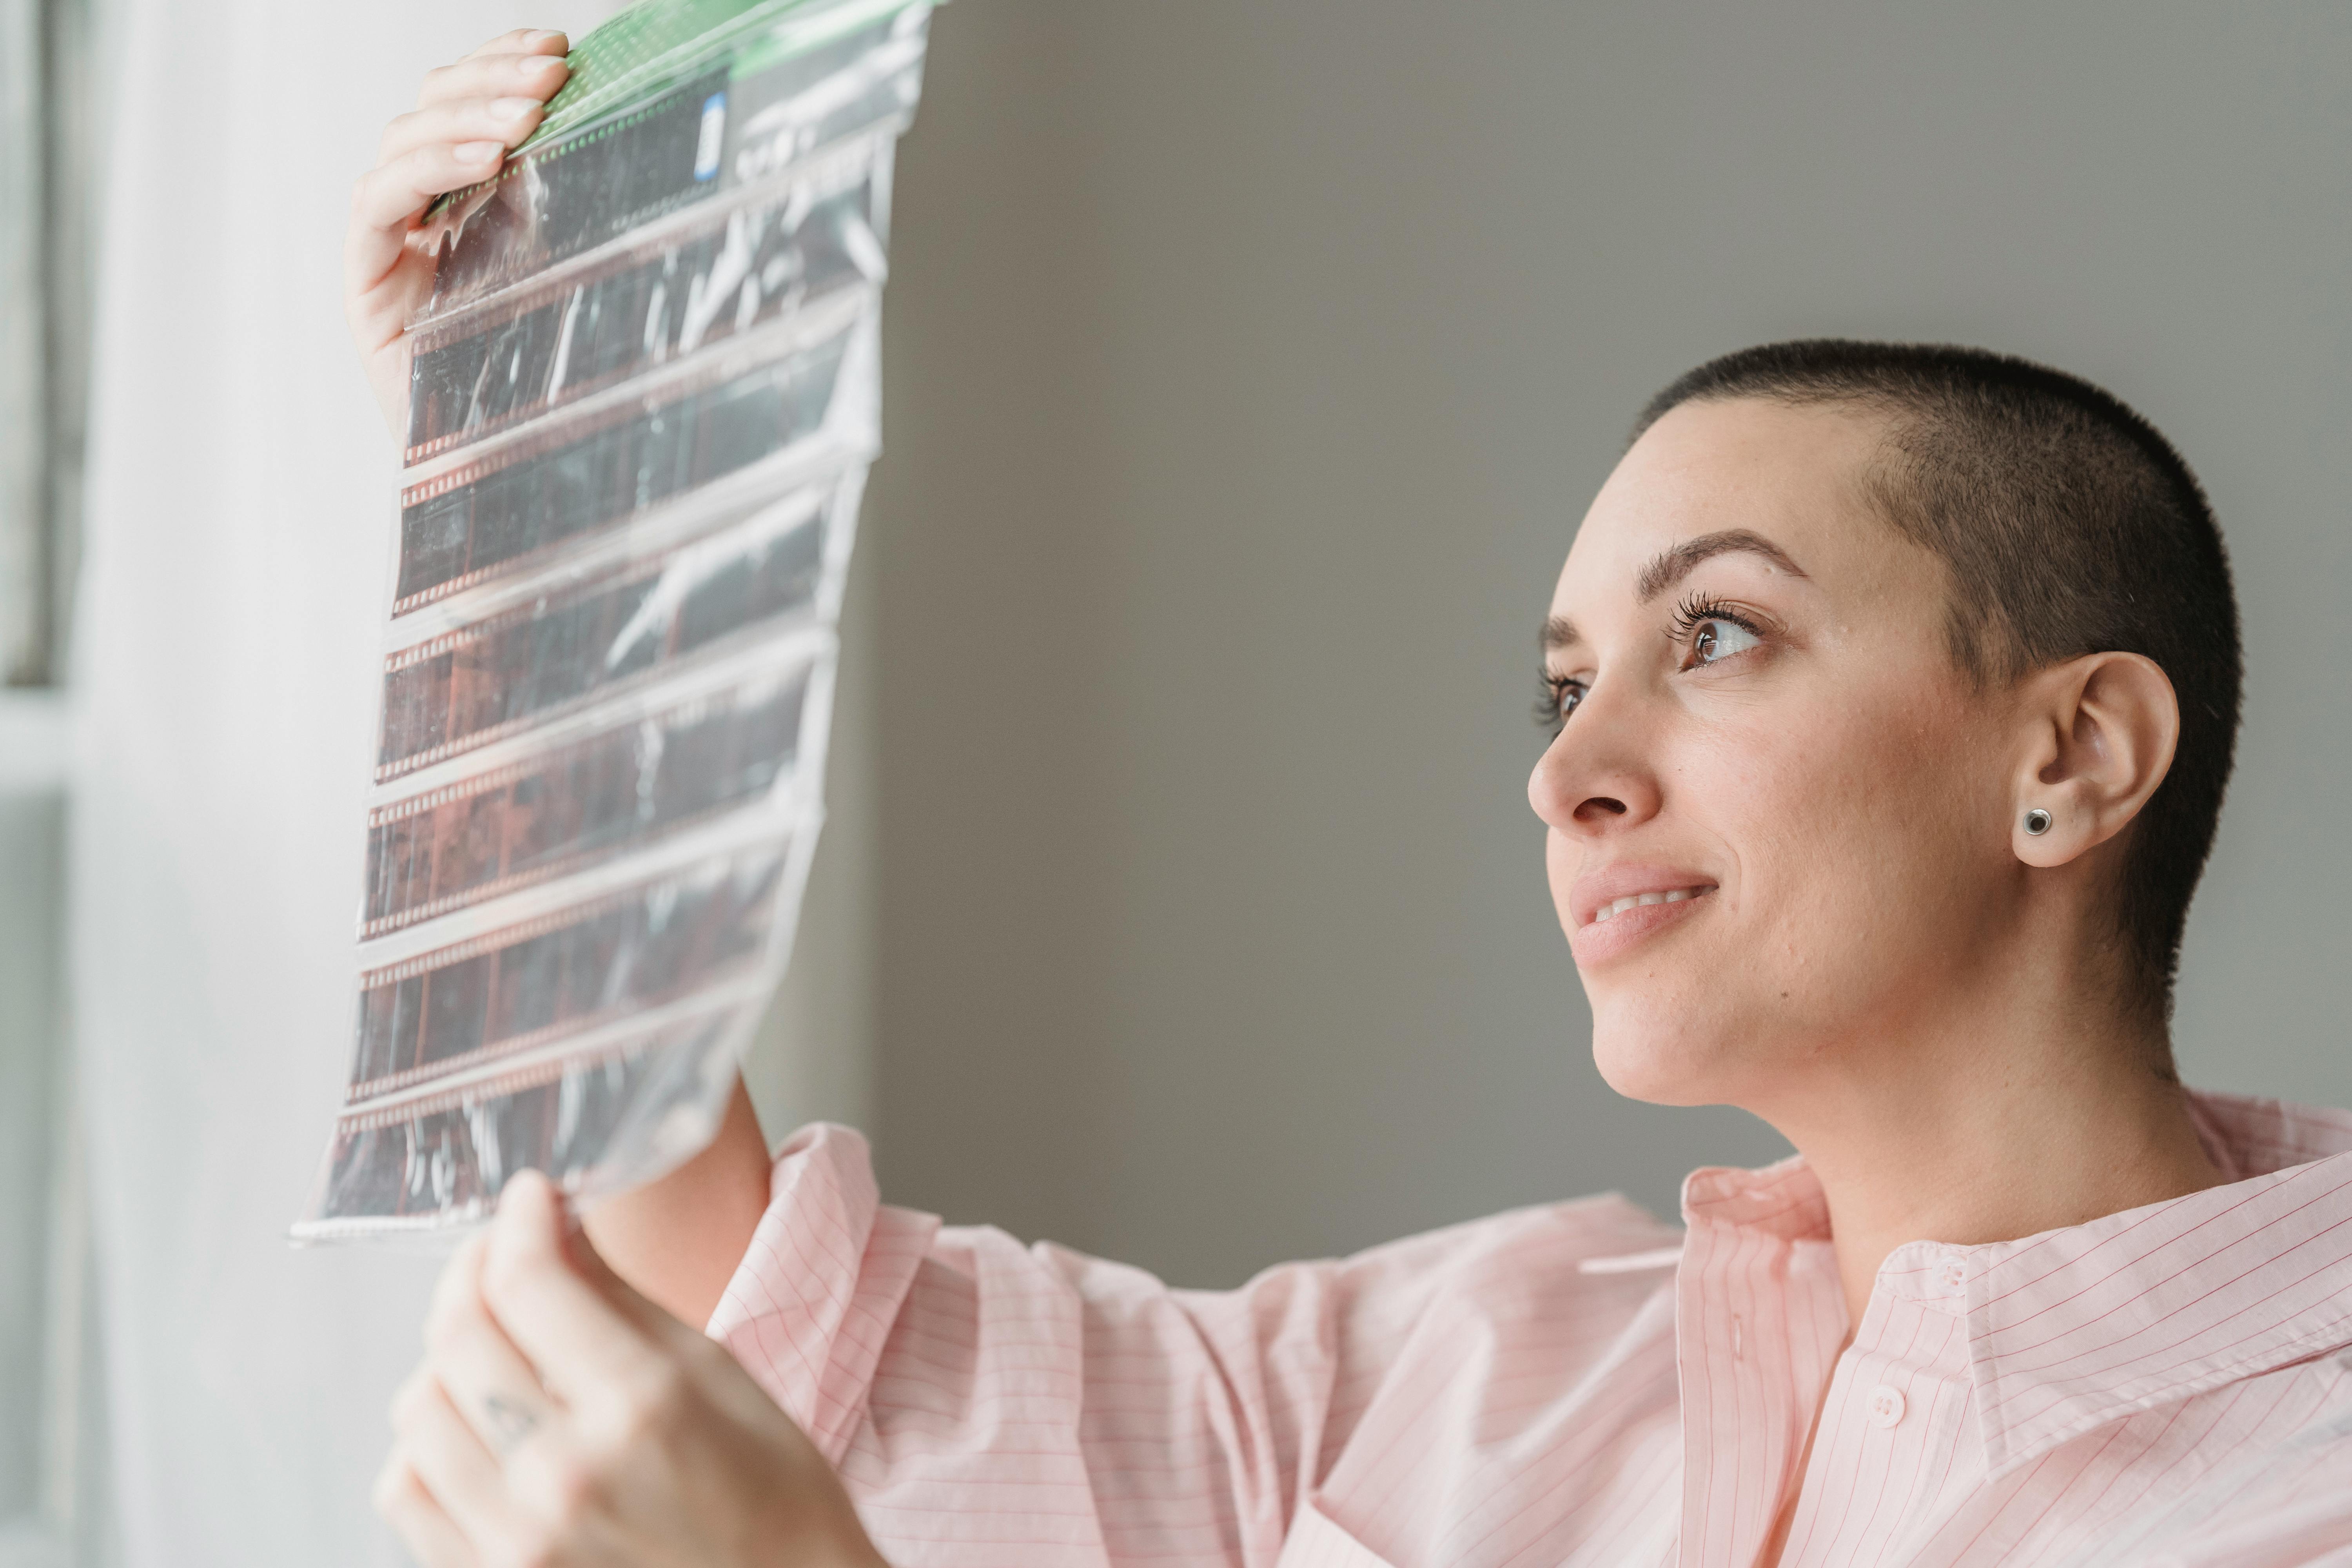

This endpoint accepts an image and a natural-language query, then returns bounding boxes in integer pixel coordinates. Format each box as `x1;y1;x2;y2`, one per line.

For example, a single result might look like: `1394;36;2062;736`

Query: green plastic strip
423;0;925;225
522;0;925;153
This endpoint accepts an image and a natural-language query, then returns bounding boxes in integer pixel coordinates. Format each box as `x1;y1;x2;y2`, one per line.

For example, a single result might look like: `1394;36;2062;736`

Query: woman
351;34;2352;1568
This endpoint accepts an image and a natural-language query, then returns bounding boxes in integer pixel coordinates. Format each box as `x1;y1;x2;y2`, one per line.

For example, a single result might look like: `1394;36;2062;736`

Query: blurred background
1;2;2348;1563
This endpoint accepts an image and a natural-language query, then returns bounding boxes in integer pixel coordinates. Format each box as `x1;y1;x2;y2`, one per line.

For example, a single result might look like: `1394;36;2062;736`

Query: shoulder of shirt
775;1125;1684;1299
1125;1192;1686;1303
1316;1191;1684;1277
909;1191;1684;1307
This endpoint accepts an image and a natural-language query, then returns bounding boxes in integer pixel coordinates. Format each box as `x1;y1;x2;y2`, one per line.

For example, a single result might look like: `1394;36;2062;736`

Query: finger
411;50;570;120
379;94;552;166
346;140;508;287
418;30;569;102
374;1453;480;1568
481;1171;673;1420
389;1369;528;1549
425;1232;564;1459
459;27;569;65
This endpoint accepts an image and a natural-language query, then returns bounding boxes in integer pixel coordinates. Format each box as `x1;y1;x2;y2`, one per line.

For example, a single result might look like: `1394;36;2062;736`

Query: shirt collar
1677;1089;2352;1475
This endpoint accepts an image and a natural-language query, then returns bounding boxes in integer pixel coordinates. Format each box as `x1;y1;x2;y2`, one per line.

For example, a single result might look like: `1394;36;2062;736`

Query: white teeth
1588;887;1706;926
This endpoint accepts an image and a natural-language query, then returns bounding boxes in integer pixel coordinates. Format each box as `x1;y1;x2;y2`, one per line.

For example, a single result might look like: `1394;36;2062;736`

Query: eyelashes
1536;594;1774;735
1535;670;1586;736
1667;589;1766;643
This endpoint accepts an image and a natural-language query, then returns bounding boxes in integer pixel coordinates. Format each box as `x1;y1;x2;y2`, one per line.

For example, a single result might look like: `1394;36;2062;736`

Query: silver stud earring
2023;808;2053;837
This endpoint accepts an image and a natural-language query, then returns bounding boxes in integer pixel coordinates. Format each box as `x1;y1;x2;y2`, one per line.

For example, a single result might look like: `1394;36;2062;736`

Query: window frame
0;0;104;1558
0;693;86;1566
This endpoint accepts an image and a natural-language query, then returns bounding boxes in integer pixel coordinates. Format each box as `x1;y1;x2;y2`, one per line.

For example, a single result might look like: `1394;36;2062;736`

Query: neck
1755;989;2225;1327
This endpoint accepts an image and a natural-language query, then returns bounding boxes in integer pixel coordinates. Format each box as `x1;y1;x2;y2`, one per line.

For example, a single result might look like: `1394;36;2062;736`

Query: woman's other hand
346;30;571;439
375;1169;885;1568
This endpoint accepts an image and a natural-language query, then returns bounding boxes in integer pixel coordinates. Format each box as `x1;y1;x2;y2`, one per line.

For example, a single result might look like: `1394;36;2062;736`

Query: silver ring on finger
480;1392;543;1456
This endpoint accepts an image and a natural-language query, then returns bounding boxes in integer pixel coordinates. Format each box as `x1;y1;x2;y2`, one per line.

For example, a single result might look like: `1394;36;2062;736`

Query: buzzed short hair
1633;341;2241;1018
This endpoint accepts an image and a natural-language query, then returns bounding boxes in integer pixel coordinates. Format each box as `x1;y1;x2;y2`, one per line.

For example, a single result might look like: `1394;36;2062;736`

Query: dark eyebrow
1635;529;1809;603
1541;616;1581;653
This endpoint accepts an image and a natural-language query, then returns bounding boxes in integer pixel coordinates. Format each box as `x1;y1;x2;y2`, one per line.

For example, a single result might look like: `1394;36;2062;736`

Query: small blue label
693;92;727;182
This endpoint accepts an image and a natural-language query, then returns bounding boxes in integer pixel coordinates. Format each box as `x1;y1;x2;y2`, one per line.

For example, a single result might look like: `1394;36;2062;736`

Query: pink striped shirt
707;1090;2352;1567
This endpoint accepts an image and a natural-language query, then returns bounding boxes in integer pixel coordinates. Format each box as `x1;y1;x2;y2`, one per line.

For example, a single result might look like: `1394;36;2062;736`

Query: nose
1526;686;1662;839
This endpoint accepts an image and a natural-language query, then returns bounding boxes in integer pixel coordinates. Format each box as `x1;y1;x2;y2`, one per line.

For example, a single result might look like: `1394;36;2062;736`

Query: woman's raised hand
346;30;572;439
375;1170;886;1568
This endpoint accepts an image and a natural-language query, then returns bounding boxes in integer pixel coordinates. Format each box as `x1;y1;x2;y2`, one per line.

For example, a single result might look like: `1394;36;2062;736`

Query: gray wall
834;1;2352;1289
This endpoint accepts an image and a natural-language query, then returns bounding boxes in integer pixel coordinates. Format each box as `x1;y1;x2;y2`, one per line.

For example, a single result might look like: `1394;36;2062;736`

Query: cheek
1717;690;1995;999
1572;669;2001;1104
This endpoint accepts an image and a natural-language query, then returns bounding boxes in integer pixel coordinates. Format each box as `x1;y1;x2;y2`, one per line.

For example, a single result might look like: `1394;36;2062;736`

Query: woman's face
1531;396;2021;1110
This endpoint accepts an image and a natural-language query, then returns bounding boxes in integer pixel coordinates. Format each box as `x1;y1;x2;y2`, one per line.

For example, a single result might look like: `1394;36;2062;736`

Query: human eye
1669;591;1768;669
1536;669;1590;735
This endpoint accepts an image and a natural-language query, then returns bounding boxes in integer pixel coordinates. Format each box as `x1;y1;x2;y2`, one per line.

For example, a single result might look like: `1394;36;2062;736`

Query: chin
1586;990;1754;1108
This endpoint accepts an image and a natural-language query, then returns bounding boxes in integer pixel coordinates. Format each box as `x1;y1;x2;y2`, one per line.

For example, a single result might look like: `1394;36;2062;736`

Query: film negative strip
349;836;797;1100
305;0;936;1240
363;655;821;937
407;141;886;463
419;2;927;321
378;478;841;780
395;298;871;614
301;1004;748;1234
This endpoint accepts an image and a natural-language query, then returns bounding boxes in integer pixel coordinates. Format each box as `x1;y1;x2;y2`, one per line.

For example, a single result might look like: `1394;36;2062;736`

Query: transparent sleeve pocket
299;0;932;1243
363;654;825;937
378;474;851;781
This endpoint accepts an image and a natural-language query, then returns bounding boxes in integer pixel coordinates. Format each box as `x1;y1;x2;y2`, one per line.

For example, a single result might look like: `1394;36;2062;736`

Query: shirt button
1866;1383;1906;1428
1937;1257;1967;1294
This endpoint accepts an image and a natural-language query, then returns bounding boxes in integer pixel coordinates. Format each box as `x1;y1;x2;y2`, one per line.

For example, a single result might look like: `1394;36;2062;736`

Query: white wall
857;1;2352;1288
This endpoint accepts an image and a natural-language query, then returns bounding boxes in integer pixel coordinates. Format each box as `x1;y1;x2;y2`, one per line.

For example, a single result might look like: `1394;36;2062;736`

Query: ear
2010;652;2180;868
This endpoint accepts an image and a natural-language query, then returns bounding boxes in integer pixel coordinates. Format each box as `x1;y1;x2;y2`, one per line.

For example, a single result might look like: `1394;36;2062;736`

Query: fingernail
526;29;567;47
506;1169;566;1231
455;140;503;166
506;1167;553;1204
491;97;538;124
518;51;567;76
495;1170;544;1223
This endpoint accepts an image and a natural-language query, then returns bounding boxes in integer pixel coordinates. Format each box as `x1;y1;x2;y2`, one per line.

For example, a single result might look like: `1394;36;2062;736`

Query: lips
1570;865;1720;931
1586;887;1704;925
1565;864;1719;962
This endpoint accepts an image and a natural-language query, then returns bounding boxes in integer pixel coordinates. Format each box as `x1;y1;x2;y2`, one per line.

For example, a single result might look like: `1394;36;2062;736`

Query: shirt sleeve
702;1122;1414;1568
